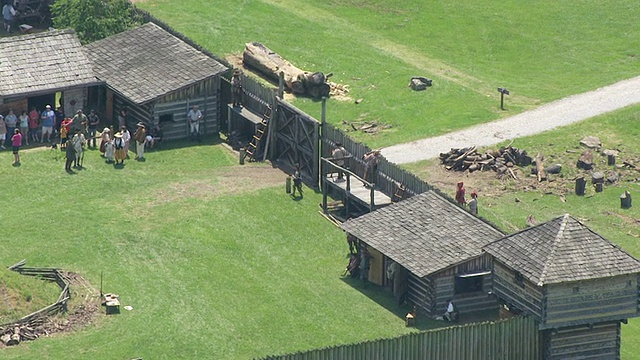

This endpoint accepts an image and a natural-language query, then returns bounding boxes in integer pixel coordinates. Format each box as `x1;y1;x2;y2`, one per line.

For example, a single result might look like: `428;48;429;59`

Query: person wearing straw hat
134;122;146;160
113;132;126;165
231;68;243;107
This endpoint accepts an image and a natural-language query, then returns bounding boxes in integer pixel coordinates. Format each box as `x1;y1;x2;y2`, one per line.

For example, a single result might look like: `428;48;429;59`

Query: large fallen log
243;42;330;98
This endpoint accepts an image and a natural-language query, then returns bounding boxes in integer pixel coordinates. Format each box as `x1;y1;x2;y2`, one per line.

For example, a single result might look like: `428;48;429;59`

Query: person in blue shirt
40;105;56;143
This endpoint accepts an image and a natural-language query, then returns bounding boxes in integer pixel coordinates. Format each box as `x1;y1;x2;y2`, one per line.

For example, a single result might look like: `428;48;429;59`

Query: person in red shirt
11;129;22;165
28;107;39;143
455;181;466;206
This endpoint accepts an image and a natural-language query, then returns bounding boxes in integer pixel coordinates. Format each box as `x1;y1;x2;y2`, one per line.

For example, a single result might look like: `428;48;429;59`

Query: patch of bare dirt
149;165;287;206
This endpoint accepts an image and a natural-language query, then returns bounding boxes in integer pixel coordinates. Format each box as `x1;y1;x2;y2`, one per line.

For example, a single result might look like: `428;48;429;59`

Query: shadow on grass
147;135;225;153
340;276;500;332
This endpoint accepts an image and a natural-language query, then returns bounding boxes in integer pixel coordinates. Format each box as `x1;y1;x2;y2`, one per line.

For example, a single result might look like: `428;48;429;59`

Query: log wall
542;321;621;360
491;261;544;321
542;274;638;329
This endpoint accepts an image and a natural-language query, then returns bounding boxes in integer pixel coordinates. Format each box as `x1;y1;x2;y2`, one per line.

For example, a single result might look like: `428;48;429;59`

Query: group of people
97;122;151;165
455;181;479;215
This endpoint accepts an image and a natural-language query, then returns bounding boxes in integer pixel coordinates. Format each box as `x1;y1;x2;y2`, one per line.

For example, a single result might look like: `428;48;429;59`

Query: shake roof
85;22;227;105
484;214;640;285
0;29;100;98
341;191;504;277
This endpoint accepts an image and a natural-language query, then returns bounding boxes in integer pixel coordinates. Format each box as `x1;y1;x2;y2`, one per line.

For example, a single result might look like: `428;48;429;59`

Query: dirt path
382;75;640;164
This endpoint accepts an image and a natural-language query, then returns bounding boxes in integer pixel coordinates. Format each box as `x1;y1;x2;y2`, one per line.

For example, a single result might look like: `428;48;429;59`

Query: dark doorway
28;94;56;113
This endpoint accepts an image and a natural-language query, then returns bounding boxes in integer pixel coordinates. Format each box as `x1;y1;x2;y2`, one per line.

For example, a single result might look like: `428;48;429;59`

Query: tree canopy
51;0;144;44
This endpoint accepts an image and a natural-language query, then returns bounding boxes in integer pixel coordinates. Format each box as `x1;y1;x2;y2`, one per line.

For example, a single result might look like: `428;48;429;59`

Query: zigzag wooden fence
257;315;539;360
1;260;71;328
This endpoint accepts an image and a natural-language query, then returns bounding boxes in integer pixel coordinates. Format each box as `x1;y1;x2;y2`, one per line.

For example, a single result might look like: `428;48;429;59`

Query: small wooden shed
0;29;101;115
85;22;228;139
484;214;640;360
341;191;504;318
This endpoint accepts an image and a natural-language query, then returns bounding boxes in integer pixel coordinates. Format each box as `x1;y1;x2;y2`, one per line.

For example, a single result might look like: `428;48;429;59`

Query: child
60;118;72;149
11;128;22;165
104;138;115;163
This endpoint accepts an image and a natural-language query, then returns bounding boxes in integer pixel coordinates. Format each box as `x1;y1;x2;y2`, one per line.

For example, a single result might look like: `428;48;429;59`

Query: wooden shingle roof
85;22;227;105
341;191;504;277
0;29;100;98
484;214;640;286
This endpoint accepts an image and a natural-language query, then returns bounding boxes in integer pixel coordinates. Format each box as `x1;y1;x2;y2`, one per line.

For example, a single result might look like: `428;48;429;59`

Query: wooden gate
272;100;320;186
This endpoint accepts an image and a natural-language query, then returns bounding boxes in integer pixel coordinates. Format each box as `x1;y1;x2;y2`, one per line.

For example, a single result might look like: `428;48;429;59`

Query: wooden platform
227;104;264;135
324;173;392;210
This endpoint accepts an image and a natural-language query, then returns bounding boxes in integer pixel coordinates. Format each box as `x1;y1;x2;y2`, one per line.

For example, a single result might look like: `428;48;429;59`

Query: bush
51;0;144;44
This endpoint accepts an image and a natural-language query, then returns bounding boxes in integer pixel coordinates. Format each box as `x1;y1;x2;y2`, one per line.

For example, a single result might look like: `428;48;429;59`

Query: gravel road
382;75;640;164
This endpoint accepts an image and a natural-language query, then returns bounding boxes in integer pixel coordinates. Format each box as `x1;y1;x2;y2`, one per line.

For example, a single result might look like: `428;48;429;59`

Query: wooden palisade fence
256;315;539;360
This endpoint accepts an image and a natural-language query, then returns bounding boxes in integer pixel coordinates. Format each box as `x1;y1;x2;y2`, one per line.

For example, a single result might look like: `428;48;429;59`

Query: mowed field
0;142;426;359
137;0;640;148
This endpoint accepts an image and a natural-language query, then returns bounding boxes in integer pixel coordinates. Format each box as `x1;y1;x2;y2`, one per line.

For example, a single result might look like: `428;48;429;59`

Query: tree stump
607;154;616;166
575;177;587;196
577;150;593;170
592;171;605;184
621;191;632;209
595;183;604;193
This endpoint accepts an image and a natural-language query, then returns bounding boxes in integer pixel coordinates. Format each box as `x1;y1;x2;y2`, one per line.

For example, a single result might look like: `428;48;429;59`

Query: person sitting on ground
443;299;458;322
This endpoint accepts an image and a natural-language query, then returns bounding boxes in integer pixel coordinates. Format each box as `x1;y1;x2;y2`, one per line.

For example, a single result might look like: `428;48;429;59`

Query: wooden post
592;171;604;193
621;191;632;209
595;183;604;193
278;71;285;98
370;186;375;212
322;176;328;213
575;177;586;196
607;154;616;166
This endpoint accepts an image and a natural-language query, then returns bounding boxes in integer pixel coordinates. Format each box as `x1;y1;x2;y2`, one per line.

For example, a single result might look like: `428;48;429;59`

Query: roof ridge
537;214;569;285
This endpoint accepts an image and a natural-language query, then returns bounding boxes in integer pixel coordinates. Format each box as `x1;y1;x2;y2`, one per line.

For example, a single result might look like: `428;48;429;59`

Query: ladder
392;183;406;203
245;106;272;162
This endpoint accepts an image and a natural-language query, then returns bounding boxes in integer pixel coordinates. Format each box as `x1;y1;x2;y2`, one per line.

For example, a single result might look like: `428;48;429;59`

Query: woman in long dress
99;127;111;154
114;132;126;165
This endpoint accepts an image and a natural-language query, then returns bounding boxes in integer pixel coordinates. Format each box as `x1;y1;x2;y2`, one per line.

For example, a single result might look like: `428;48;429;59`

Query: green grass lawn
0;269;61;323
137;0;639;148
0;141;428;359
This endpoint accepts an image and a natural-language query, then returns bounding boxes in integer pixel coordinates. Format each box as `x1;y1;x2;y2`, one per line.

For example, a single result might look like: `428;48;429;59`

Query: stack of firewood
0;321;43;346
439;146;533;177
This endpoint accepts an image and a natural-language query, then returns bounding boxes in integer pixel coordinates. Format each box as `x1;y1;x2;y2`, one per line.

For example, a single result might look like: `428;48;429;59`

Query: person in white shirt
2;2;16;33
187;105;203;142
468;191;478;216
444;299;457;322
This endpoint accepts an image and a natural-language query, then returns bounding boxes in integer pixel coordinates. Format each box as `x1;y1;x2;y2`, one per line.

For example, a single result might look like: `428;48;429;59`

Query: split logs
535;153;547;182
439;146;532;176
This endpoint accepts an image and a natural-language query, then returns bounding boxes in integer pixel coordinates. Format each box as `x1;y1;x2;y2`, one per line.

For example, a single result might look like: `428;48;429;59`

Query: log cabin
341;190;504;318
85;22;228;140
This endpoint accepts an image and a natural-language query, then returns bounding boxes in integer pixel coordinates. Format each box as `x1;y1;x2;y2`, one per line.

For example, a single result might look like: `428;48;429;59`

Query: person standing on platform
332;142;347;181
231;69;243;107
